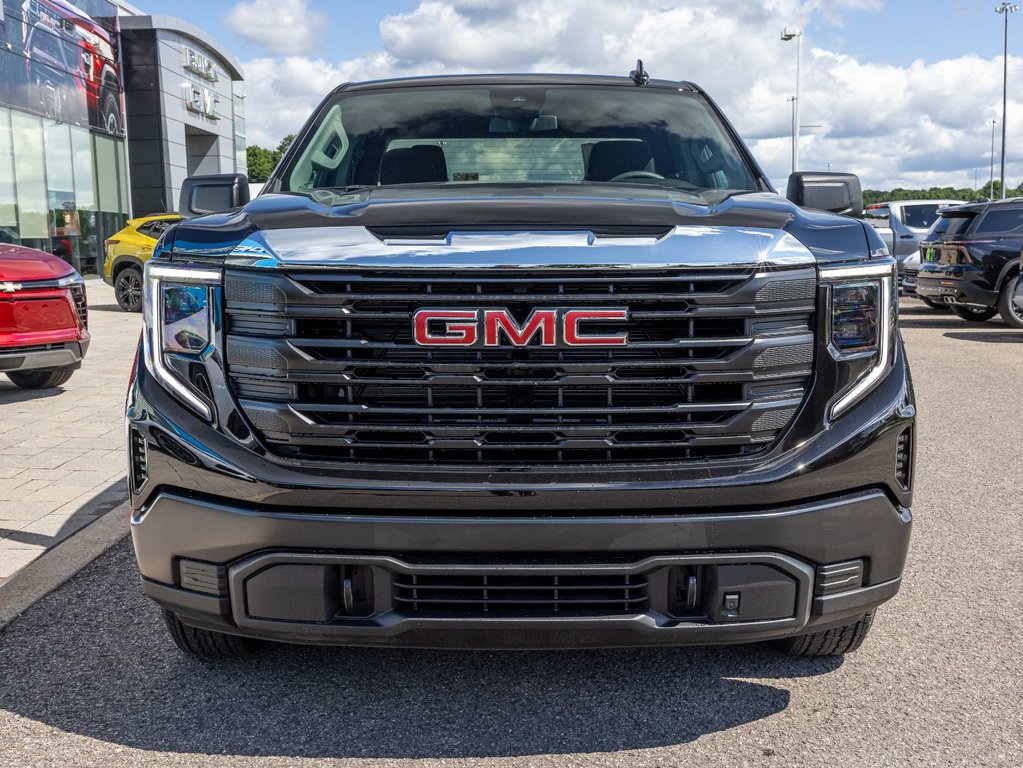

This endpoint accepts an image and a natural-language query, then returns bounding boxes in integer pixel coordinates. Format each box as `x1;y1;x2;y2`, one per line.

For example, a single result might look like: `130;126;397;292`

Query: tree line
863;181;1023;206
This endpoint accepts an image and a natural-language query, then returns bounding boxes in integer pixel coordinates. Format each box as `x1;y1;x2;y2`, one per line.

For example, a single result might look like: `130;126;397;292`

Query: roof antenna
629;59;650;86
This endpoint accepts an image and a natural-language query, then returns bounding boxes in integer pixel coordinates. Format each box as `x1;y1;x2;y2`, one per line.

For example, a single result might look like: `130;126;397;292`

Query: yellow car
103;214;181;311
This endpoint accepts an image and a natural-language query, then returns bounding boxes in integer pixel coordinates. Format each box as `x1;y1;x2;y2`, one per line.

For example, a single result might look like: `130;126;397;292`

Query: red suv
0;244;89;389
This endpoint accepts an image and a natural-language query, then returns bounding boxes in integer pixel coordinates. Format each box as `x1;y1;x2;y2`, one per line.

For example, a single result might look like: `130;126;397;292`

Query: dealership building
0;0;245;276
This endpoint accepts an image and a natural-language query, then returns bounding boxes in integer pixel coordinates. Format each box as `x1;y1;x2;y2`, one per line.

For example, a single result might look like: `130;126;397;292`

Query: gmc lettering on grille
412;308;630;347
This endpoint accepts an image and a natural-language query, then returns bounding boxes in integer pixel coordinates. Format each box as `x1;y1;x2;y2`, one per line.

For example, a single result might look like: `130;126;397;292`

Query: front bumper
127;332;915;648
135;490;908;648
0;340;88;373
901;270;918;295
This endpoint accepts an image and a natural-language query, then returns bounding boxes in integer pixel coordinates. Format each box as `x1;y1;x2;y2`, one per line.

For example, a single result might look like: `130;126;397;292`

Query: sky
135;0;1023;192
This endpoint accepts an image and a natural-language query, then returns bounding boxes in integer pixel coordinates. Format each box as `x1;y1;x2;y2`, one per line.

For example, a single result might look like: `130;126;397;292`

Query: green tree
246;144;277;183
275;135;294;157
245;135;297;183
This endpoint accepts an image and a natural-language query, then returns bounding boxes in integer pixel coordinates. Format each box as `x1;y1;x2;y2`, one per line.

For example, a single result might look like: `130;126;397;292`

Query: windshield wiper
307;186;377;205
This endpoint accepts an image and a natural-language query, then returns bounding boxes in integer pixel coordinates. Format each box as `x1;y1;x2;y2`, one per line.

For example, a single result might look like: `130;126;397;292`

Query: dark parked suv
127;73;914;660
916;200;1023;327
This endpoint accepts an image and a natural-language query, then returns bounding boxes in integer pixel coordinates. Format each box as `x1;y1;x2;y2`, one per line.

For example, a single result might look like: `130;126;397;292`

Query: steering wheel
608;170;665;182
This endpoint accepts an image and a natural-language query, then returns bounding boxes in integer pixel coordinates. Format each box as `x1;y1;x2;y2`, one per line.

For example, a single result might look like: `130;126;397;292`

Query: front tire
114;266;143;312
100;88;120;134
162;610;261;660
996;275;1023;328
951;305;997;322
6;368;75;389
772;611;875;656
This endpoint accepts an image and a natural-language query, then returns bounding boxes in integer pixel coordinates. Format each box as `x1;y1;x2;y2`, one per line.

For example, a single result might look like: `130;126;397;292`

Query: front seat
585;140;653;181
379;145;449;185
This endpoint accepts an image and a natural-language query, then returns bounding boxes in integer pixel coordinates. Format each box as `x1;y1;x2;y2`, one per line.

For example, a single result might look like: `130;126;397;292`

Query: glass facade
0;5;243;276
1;0;127;275
0;105;128;275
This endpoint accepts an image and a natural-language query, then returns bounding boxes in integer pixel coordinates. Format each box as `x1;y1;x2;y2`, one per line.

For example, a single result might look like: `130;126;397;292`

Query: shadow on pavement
944;331;1023;344
898;303;948;314
0;480;128;550
899;317;1000;330
0;541;841;760
86;303;132;313
0;381;67;403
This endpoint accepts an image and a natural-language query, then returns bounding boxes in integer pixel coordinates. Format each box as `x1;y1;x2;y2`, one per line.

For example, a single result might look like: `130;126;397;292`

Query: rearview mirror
786;172;863;217
488;115;558;133
179;173;250;218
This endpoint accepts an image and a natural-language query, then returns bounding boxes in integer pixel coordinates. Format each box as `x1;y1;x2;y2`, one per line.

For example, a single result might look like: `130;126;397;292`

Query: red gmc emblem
413;308;630;347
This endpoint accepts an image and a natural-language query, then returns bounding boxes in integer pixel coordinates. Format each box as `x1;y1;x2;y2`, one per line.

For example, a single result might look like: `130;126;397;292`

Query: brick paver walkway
0;282;141;584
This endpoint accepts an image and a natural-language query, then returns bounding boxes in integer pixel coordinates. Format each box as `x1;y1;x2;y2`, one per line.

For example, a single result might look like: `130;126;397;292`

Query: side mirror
178;173;250;219
786;172;863;218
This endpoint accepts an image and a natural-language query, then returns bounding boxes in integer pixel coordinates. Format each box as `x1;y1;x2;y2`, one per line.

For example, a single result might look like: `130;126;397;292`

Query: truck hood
167;186;875;270
0;244;76;282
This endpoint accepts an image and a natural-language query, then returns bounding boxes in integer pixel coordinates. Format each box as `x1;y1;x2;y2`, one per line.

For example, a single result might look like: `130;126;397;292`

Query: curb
0;485;130;630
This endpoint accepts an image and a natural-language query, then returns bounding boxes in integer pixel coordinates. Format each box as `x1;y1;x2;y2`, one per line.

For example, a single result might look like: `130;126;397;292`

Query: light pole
996;3;1017;199
781;27;804;174
990;118;998;198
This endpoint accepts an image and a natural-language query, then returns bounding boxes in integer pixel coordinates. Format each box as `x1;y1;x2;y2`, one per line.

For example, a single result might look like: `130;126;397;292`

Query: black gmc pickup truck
127;73;914;659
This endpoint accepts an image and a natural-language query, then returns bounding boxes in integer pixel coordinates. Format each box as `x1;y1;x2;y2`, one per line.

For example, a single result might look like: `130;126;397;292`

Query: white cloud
237;0;1021;191
225;0;327;56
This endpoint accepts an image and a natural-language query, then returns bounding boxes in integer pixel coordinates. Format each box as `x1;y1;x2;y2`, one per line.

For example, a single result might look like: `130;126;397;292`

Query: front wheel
951;305;997;322
6;368;75;389
162;610;261;660
114;267;143;312
996;275;1023;328
772;611;875;656
100;89;121;134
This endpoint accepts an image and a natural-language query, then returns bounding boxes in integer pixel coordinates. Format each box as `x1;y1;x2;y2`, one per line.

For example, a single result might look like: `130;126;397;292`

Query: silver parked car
864;199;965;278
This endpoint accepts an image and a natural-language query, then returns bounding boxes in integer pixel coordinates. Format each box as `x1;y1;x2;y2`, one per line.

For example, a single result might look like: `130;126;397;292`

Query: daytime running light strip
144;272;214;421
819;263;894;280
147;264;222;282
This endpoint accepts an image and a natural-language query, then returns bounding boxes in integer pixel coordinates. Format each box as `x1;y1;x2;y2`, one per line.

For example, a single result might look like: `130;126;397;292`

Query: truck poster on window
0;0;123;135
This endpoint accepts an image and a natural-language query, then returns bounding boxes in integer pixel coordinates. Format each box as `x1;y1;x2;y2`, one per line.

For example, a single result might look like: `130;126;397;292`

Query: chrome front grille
223;267;816;465
69;284;88;329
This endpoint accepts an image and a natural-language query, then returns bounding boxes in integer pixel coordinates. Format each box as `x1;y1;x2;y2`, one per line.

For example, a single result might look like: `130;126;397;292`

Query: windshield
929;213;975;241
279;85;758;204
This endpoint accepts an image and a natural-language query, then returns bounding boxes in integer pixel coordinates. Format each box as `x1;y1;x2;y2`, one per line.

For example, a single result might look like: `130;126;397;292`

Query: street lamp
781;27;804;174
990;118;998;198
996;3;1018;199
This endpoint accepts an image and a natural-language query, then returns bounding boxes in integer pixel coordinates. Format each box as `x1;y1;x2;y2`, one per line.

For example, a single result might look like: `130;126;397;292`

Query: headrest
379;145;449;185
585;141;653;181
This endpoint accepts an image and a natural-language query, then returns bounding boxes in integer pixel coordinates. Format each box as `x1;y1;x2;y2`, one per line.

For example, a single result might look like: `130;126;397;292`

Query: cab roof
335;73;701;95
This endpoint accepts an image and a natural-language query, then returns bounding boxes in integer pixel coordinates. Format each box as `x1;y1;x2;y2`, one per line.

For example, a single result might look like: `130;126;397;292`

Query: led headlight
57;271;84;288
831;282;879;353
162;284;210;353
822;263;896;420
143;263;221;421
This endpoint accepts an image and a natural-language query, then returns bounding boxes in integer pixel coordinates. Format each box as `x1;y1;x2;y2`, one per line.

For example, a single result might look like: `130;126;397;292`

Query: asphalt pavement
0;300;1020;767
0;282;140;584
